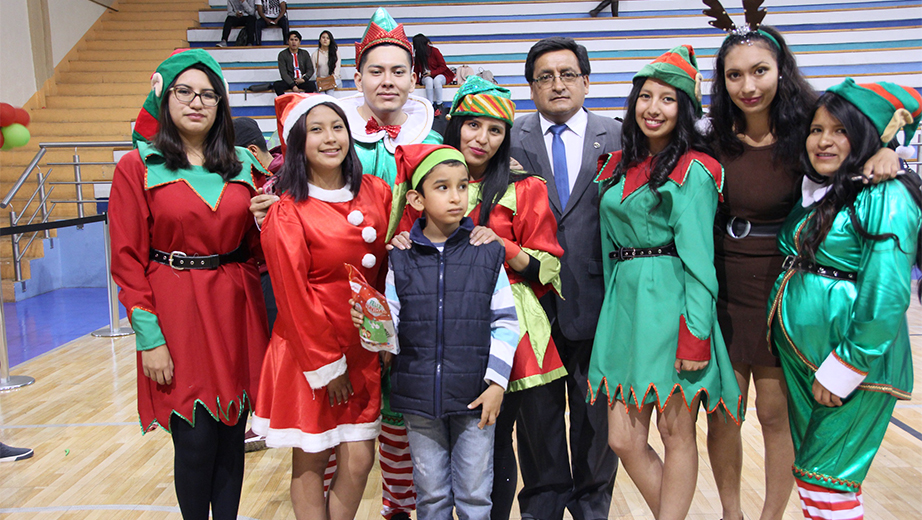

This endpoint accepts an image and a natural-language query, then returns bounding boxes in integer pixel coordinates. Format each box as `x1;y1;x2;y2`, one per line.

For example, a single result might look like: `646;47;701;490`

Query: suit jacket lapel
521;115;561;214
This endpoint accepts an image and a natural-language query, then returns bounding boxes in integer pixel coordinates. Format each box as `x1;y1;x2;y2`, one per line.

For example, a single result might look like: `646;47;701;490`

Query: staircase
0;0;209;301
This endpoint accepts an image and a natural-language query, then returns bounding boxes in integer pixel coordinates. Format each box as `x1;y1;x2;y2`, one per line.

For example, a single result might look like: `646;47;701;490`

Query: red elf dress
110;143;270;433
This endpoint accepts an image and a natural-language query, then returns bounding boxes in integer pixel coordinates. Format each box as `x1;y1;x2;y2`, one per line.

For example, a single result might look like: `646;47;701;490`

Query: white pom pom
362;253;376;269
694;117;712;136
347;210;364;226
362;226;377;243
896;145;915;160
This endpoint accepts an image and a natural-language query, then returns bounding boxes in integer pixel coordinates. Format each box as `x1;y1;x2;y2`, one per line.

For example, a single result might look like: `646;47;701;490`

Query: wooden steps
1;0;209;297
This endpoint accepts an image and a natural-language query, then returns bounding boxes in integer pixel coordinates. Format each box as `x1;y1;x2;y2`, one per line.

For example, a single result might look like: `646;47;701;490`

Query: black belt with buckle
150;244;250;270
781;255;857;281
719;215;783;239
609;243;678;262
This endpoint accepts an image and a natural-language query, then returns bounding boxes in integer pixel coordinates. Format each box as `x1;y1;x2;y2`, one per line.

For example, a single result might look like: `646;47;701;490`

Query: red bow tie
365;118;401;139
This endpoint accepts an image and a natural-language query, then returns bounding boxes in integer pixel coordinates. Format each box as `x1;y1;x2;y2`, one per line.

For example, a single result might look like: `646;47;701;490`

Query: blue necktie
549;124;570;209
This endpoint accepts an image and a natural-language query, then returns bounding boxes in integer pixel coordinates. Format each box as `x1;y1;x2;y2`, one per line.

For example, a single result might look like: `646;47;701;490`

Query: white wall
0;0;105;107
47;0;105;66
0;0;38;106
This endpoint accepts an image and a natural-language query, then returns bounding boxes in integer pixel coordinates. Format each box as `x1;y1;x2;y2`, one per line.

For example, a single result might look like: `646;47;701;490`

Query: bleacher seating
193;0;921;137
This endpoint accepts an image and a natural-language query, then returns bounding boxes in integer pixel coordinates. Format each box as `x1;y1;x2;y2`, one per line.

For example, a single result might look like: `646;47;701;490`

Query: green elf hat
447;76;516;127
132;48;227;147
634;45;704;117
354;7;412;69
387;143;466;240
827;78;922;159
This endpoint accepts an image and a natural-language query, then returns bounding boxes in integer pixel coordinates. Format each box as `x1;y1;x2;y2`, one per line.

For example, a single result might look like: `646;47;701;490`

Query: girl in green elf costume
589;45;742;519
767;78;921;520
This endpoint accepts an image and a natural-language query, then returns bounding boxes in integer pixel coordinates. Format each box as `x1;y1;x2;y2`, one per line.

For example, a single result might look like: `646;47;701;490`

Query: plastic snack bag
346;263;398;354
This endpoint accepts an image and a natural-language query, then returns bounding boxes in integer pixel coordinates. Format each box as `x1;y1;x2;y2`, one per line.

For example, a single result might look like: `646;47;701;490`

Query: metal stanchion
92;214;134;338
0;274;35;391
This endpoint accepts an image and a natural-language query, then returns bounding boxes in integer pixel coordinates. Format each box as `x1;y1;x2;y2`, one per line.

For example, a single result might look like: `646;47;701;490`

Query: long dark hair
444;115;525;225
799;92;922;296
153;63;241;180
319;30;338;75
412;34;431;74
274;102;363;202
707;26;816;167
601;77;710;205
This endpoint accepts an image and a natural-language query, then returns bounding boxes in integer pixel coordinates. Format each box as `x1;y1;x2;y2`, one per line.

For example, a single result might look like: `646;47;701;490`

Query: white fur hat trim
362;226;377;243
362;253;377;269
347;210;364;226
281;93;341;145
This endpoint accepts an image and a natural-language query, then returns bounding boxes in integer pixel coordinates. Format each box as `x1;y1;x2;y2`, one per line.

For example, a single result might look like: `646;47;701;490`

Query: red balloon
0;103;15;127
0;131;4;149
13;108;29;127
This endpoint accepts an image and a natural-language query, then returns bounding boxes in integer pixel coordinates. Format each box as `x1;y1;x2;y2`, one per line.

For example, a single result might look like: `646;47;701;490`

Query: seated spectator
311;30;342;95
412;34;454;115
217;0;257;48
255;0;289;46
273;31;316;96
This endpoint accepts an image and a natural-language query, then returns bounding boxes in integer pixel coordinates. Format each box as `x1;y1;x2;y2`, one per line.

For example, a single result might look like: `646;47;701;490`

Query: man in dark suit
273;30;315;96
510;36;621;520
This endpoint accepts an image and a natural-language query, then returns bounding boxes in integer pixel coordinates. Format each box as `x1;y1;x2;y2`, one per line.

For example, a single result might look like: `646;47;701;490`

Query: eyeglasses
169;86;221;107
532;71;584;88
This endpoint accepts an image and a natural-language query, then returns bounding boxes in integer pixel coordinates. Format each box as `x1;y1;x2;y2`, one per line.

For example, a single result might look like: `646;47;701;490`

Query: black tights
170;405;247;520
491;390;524;520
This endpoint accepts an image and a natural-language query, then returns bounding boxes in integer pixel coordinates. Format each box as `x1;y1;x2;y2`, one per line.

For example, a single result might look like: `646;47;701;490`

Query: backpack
235;28;249;47
477;68;497;85
456;65;475;84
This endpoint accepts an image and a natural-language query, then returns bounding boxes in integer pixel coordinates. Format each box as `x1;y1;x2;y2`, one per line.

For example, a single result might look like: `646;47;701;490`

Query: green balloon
1;123;30;149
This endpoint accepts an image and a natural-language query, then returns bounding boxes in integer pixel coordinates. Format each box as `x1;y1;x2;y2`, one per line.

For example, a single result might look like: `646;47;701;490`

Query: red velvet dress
110;146;270;433
399;175;566;390
252;175;392;452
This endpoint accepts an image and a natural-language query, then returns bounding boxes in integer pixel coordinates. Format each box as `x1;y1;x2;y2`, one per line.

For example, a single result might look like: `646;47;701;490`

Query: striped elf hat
132;48;227;147
448;76;516;126
827;78;921;158
354;8;412;68
274;92;341;154
634;45;704;117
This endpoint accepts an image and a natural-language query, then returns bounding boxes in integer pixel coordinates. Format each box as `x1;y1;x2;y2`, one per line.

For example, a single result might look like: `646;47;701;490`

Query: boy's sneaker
390;514;411;520
216;40;228;48
244;429;266;452
0;443;34;462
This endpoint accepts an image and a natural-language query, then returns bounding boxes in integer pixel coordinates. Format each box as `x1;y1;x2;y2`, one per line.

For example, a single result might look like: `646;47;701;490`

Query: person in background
412;34;455;116
110;49;270;520
217;0;256;48
767;79;920;520
274;31;316;96
312;30;343;95
255;0;289;46
509;36;620;520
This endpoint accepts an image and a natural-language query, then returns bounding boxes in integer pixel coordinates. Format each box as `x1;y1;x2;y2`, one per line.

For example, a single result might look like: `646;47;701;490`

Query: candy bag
346;263;397;354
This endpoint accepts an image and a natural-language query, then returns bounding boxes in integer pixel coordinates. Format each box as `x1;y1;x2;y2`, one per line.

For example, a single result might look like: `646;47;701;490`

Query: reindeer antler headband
702;0;779;49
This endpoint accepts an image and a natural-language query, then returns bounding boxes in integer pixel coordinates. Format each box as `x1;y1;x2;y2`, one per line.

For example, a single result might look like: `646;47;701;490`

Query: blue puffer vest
389;216;505;419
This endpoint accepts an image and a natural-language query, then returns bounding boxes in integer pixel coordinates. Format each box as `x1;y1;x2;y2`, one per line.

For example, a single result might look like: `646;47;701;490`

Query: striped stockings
379;422;416;519
796;478;863;520
320;423;415;519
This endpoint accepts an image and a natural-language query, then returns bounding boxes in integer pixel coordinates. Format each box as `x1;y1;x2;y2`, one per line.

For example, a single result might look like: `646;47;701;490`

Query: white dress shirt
538;108;589;195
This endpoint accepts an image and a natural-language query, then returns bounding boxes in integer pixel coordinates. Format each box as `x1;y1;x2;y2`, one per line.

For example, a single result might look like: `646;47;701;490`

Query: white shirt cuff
303;355;347;389
815;353;866;399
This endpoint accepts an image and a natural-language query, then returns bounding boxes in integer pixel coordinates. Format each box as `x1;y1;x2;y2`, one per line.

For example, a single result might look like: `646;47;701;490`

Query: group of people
109;5;919;520
217;0;289;48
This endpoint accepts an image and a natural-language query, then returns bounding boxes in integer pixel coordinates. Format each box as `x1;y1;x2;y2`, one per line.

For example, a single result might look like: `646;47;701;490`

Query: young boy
356;143;518;519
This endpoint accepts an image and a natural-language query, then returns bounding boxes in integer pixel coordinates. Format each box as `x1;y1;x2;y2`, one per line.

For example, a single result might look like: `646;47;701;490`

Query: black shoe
0;443;34;462
590;0;611;17
390;513;412;520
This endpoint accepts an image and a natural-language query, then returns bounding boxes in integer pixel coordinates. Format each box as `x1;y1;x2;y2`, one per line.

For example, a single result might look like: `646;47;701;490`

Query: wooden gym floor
1;303;920;519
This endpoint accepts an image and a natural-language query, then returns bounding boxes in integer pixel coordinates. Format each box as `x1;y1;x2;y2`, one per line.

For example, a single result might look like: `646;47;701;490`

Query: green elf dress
767;177;918;492
588;150;743;421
